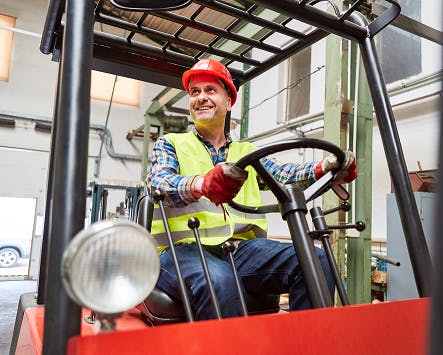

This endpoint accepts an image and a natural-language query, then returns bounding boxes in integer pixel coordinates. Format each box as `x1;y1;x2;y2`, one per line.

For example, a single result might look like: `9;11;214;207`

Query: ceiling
40;0;400;89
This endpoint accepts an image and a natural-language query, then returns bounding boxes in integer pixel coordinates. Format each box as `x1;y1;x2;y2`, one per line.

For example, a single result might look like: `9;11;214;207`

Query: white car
0;237;31;268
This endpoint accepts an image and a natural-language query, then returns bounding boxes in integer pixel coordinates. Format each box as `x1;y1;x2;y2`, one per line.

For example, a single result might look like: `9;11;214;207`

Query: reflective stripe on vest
151;131;268;247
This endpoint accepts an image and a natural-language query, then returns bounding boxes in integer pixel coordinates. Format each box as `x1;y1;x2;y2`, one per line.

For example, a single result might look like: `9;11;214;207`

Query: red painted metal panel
66;298;429;355
15;307;148;354
15;307;44;355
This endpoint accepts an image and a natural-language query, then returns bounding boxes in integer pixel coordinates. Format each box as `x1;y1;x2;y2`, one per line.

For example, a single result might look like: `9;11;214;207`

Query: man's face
188;74;232;130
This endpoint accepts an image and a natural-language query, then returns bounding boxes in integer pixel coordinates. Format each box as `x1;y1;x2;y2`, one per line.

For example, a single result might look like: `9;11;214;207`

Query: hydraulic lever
188;217;222;319
324;202;366;232
323;202;351;215
222;241;248;317
153;190;194;322
328;221;366;232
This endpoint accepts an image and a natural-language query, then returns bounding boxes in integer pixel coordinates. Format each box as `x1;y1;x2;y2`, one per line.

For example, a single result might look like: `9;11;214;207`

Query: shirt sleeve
261;157;318;189
146;137;199;207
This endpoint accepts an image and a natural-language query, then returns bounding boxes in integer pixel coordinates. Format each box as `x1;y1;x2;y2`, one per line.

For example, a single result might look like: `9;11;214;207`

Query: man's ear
226;97;232;111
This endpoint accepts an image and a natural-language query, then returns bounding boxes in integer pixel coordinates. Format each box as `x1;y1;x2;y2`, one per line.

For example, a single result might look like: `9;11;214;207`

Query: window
376;0;422;84
285;47;311;121
91;71;141;106
0;14;15;81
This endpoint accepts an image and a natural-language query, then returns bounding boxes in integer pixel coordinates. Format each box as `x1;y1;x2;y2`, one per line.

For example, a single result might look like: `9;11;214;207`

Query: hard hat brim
182;68;237;106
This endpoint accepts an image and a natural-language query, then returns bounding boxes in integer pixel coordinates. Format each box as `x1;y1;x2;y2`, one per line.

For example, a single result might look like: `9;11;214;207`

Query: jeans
156;238;335;320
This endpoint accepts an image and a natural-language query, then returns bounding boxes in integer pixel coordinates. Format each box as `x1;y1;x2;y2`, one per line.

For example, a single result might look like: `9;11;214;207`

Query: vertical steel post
354;15;432;297
323;12;350;304
37;64;61;305
42;0;94;354
346;42;373;304
285;188;333;308
429;42;443;354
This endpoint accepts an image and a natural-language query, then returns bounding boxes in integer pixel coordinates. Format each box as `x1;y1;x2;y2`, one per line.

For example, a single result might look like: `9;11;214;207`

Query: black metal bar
92;30;196;67
155;193;194;322
89;183;101;223
371;253;400;267
284;188;333;308
149;10;281;54
187;217;222;319
252;0;368;41
367;0;401;37
429;43;443;353
37;63;62;305
321;236;350;306
310;207;350;306
222;241;248;317
243;28;328;90
195;0;307;39
328;221;365;231
40;0;65;54
323;202;351;216
372;3;443;45
100;189;108;220
41;0;94;353
95;14;261;67
351;13;432;297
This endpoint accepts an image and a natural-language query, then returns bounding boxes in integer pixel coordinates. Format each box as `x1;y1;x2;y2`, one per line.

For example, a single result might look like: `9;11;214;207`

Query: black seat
134;194;281;325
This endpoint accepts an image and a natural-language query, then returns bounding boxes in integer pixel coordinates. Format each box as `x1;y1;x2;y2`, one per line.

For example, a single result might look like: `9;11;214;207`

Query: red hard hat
182;58;237;106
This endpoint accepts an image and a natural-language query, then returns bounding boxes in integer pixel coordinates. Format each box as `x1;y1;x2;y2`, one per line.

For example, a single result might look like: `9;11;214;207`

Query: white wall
0;0;163;218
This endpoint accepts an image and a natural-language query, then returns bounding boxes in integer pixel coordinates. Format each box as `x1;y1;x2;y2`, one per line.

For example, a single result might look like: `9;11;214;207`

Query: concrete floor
0;280;37;355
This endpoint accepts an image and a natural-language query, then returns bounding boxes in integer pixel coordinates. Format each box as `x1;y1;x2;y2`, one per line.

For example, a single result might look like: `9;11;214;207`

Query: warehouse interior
0;0;442;354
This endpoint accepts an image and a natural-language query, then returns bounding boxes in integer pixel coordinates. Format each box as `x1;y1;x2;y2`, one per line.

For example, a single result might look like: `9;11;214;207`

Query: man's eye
190;89;199;96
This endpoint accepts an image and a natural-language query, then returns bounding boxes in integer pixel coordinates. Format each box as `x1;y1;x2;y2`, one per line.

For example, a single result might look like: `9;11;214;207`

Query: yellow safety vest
151;131;268;249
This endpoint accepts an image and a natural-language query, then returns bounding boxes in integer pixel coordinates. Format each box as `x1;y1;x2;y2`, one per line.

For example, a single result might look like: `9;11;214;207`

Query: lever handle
323;201;351;215
152;189;165;202
328;220;366;232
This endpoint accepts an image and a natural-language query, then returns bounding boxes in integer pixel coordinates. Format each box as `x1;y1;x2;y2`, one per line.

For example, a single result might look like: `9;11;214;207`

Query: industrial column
346;42;373;305
323;1;372;304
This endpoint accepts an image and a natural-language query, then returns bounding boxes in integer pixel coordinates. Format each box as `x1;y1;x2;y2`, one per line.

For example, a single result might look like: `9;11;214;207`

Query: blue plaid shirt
147;130;319;207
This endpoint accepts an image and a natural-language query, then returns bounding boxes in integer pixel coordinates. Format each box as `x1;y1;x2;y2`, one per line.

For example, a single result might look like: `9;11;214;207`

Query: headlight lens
62;220;160;314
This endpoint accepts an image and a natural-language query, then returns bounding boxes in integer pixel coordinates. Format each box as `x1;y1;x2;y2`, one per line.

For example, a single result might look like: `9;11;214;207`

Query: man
147;58;357;320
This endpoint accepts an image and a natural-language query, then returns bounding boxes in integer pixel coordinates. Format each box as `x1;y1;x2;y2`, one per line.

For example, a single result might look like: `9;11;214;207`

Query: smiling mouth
195;106;213;111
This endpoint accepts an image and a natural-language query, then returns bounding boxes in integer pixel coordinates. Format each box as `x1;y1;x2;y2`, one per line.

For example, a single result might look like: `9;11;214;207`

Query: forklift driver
146;58;357;320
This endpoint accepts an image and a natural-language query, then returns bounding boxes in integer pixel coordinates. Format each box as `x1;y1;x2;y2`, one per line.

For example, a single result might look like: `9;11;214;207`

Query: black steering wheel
229;138;345;214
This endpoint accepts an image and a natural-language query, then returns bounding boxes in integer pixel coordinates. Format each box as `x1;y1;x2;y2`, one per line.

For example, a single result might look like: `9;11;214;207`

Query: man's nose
197;91;207;101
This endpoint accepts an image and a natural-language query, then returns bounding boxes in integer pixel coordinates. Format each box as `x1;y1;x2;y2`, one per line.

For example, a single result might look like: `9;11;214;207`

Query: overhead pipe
0;112;143;162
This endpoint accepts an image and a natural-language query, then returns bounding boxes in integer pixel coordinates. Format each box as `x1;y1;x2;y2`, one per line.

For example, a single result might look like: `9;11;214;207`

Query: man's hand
315;151;357;184
192;163;248;204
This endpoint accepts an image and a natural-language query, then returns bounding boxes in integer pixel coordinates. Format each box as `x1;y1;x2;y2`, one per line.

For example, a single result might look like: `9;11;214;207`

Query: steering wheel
229;138;345;214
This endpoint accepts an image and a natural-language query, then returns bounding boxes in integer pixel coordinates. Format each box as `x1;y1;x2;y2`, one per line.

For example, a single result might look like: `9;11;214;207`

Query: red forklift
9;1;442;354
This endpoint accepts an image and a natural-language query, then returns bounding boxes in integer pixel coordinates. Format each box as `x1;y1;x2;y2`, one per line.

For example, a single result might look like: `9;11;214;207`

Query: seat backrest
135;194;154;232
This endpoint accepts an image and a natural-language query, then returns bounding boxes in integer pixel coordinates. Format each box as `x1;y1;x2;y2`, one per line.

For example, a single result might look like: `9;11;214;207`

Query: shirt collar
192;127;232;146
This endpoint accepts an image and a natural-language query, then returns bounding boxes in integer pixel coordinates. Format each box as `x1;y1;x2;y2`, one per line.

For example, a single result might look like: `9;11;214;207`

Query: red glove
315;151;357;184
192;163;248;205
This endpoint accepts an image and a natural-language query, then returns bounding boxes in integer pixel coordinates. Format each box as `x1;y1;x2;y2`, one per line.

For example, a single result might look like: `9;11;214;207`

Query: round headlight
62;220;160;314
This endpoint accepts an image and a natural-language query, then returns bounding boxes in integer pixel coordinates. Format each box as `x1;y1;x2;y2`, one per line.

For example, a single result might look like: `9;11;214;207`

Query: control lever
323;202;351;215
324;202;366;232
153;190;194;322
328;221;366;232
188;217;222;319
371;253;400;267
222;241;248;317
331;184;350;201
